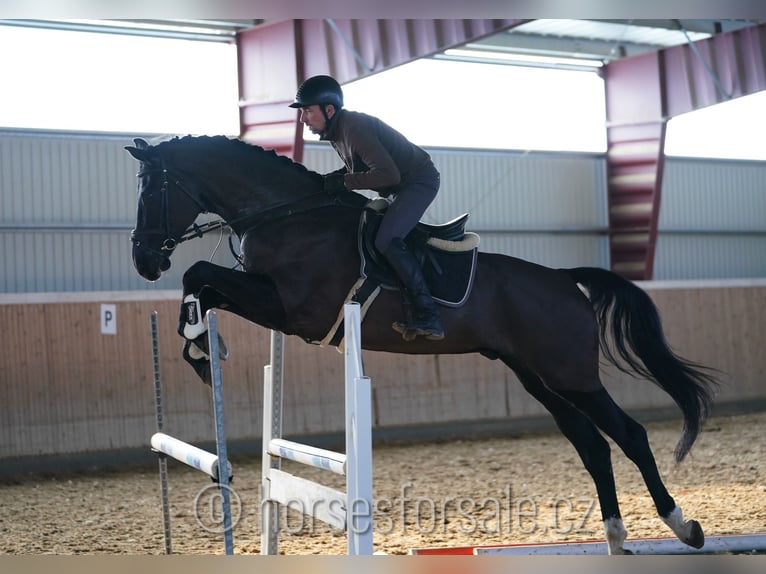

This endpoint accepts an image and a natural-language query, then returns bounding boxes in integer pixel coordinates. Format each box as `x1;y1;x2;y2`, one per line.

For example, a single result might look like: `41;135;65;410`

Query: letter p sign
101;304;117;335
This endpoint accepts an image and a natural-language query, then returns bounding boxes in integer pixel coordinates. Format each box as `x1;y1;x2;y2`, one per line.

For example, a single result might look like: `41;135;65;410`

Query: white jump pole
260;302;373;555
150;310;234;555
473;534;766;555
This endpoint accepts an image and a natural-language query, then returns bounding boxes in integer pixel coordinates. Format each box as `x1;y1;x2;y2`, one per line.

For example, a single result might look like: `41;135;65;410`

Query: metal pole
207;310;234;555
150;311;172;555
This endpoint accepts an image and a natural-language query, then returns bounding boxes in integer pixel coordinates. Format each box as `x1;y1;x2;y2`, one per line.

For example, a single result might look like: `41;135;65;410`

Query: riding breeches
373;164;440;254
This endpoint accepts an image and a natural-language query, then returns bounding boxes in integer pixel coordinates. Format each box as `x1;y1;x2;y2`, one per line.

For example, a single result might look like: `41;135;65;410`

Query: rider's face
299;104;334;135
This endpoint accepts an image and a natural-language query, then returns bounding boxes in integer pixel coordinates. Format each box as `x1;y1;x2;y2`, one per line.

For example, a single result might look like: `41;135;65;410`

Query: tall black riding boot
384;238;445;341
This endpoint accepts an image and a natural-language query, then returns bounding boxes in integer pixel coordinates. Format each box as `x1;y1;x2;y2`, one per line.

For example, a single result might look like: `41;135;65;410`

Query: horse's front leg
178;285;231;385
180;288;229;360
179;261;287;384
178;288;230;386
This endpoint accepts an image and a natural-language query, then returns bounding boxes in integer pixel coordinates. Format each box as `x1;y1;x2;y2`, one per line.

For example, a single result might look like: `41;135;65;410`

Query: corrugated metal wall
304;145;611;269
305;144;766;278
2;130;764;294
0;130;241;293
655;157;766;279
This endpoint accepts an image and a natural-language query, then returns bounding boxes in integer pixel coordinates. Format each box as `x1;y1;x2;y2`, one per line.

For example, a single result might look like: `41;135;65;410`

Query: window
3;22;764;162
665;90;766;160
308;58;608;153
0;25;240;135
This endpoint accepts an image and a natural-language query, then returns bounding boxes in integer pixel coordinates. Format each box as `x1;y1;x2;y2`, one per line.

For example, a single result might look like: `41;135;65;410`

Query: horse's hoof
663;507;706;549
182;341;212;386
188;333;229;361
614;548;634;555
685;520;705;549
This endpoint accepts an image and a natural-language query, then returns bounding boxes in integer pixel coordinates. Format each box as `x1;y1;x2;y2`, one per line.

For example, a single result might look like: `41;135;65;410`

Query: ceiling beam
237;19;526;159
603;22;766;280
593;19;758;36
661;22;766;116
466;33;665;61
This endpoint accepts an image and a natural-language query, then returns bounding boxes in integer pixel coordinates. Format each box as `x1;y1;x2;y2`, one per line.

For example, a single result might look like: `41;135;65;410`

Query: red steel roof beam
237;19;526;160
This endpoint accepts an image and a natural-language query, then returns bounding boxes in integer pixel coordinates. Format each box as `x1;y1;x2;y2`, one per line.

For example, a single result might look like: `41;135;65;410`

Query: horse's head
125;138;206;281
126;134;330;281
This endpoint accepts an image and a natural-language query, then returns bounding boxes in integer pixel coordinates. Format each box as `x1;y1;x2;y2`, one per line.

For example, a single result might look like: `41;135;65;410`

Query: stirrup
392;320;445;342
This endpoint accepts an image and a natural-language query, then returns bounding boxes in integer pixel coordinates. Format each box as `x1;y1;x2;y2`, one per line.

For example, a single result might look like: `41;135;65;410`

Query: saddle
359;199;479;307
319;198;480;348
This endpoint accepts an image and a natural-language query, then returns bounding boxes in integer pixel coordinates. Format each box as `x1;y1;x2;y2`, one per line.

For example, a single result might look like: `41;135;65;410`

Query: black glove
323;173;346;194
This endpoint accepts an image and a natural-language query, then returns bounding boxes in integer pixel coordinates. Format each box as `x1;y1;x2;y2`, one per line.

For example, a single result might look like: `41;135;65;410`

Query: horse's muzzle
132;243;171;281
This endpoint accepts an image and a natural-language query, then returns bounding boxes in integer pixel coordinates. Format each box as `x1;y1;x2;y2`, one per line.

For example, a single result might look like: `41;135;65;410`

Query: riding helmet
289;75;344;109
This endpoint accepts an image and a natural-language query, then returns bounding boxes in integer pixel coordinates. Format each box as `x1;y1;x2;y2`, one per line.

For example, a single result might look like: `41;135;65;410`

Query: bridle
130;162;225;264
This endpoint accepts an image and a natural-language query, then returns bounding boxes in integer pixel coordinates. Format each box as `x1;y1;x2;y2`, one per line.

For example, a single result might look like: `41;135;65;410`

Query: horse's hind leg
510;365;630;554
558;387;705;550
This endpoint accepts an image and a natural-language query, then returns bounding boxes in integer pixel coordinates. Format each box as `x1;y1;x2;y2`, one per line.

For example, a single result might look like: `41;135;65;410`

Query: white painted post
259;303;373;555
260;329;284;555
344;303;373;555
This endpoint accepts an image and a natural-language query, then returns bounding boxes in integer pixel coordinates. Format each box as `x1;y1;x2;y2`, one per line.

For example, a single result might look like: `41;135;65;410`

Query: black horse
127;135;719;555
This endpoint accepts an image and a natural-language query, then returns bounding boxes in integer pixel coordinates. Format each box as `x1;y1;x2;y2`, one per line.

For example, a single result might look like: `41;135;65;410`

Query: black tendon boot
384;238;445;341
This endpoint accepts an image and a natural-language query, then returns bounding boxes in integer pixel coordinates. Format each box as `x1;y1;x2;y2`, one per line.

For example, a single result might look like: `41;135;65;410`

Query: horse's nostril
132;245;168;281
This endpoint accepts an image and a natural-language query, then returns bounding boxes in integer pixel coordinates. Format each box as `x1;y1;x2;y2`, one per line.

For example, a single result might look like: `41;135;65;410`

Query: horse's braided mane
163;134;321;181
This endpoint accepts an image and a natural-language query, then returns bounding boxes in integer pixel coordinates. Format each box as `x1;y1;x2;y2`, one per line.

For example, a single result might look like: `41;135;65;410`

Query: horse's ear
125;145;147;162
125;138;149;160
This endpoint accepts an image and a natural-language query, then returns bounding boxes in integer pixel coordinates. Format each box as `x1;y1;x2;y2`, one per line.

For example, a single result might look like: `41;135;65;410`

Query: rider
289;74;444;341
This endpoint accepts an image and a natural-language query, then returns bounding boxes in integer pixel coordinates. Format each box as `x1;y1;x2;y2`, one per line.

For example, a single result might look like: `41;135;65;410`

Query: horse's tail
563;266;720;463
